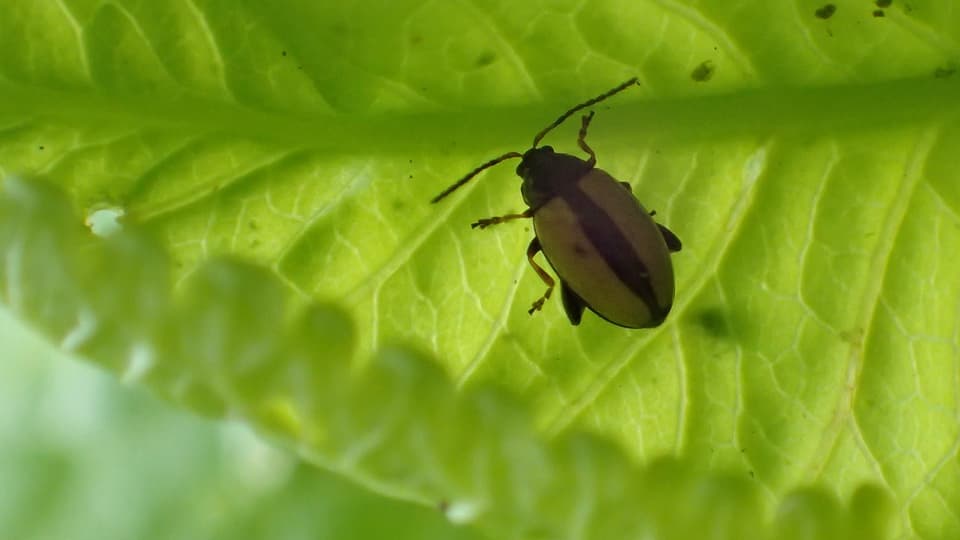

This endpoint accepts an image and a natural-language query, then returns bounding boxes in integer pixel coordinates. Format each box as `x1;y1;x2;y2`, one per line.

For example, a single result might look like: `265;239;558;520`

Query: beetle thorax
516;146;593;208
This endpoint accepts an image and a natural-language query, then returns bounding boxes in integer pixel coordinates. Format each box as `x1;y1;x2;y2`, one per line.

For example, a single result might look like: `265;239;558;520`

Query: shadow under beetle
432;78;682;328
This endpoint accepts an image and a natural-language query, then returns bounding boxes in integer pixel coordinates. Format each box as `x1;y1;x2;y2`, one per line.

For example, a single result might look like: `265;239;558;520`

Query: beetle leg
657;223;683;252
578;111;597;168
525;236;555;315
560;281;586;325
471;208;534;229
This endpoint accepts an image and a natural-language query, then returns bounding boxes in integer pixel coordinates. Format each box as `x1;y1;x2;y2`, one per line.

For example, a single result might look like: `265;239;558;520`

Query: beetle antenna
530;77;640;148
431;151;524;203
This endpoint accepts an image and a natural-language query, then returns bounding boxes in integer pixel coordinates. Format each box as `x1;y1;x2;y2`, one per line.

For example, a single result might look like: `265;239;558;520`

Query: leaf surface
2;1;960;538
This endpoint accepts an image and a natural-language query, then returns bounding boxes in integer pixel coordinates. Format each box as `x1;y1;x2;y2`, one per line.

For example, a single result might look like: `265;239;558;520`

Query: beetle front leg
578;111;597;168
471;208;534;229
525;236;556;315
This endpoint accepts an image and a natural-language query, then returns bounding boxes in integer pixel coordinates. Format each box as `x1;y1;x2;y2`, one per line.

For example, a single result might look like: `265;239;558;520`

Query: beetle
431;78;681;328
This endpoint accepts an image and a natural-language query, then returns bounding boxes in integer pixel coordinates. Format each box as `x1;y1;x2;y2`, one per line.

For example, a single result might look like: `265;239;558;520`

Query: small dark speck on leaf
694;307;731;338
873;9;885;17
934;65;956;78
282;50;287;56
38;145;45;151
249;220;258;230
475;51;496;68
691;60;715;82
815;4;836;19
875;0;892;7
408;174;413;179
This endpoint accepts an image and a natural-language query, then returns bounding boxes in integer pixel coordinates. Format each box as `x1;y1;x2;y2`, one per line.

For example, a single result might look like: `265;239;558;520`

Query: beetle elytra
432;78;681;328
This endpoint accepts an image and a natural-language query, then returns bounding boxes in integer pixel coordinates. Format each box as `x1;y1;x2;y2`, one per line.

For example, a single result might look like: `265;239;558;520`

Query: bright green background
2;0;959;538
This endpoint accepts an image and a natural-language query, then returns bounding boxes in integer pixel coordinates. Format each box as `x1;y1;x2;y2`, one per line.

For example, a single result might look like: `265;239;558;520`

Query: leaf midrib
2;77;957;158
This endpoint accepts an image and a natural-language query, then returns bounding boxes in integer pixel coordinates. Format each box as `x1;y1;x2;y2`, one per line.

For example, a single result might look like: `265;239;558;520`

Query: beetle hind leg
657;223;682;252
647;208;683;252
525;237;556;315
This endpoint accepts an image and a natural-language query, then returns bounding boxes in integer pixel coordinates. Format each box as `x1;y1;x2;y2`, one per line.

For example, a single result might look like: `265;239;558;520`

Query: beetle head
517;146;593;207
515;145;553;179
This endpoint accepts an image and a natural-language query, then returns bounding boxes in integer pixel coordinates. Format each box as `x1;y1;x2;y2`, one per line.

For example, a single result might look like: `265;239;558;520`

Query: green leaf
3;1;960;538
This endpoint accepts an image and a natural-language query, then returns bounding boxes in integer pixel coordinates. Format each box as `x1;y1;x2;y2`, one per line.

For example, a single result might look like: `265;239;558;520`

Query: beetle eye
541;145;554;152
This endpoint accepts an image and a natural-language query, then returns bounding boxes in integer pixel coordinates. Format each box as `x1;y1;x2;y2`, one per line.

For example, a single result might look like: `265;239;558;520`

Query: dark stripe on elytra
559;183;666;319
